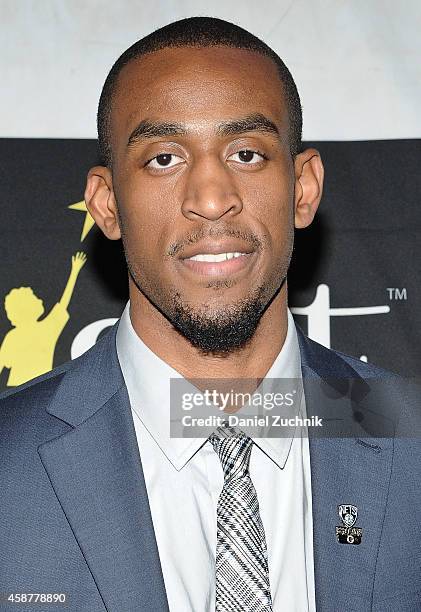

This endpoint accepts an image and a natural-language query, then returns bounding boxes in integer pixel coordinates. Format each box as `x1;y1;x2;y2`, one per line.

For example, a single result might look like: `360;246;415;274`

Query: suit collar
45;322;124;427
296;323;361;379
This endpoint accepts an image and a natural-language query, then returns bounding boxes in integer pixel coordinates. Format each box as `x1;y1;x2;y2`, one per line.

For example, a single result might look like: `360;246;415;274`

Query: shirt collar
116;301;303;471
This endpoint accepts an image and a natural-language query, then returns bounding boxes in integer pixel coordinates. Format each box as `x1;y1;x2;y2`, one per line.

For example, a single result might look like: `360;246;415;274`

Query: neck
127;281;289;381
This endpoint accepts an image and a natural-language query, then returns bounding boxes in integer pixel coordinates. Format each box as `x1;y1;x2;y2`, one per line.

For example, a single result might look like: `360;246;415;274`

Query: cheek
121;210;171;268
115;177;175;256
247;174;294;246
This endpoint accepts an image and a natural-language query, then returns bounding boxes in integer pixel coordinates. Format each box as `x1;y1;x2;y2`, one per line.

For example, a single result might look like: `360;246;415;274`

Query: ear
84;166;121;240
293;148;324;229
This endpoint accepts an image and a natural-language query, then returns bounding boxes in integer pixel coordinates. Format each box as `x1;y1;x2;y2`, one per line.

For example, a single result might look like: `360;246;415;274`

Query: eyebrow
127;120;187;146
126;113;280;147
216;113;279;138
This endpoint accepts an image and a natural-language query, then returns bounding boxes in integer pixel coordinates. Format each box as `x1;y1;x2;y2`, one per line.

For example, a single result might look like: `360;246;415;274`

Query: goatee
169;284;271;356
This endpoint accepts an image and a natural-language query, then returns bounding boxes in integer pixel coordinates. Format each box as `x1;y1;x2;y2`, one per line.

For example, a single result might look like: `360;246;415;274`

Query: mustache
167;226;263;257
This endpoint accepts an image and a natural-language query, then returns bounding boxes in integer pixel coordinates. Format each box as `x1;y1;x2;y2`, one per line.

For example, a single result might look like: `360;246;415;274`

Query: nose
181;155;243;221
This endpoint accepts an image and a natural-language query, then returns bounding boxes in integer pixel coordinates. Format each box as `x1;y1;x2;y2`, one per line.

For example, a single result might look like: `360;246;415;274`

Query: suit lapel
38;324;169;612
297;327;394;611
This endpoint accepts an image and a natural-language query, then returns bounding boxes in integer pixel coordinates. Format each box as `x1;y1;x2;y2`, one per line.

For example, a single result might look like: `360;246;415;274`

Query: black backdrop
0;137;419;390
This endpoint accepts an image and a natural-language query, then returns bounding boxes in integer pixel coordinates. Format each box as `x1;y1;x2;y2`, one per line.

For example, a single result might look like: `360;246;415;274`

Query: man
1;16;420;612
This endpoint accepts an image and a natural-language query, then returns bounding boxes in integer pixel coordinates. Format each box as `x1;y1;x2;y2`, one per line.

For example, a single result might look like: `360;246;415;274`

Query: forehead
110;46;288;145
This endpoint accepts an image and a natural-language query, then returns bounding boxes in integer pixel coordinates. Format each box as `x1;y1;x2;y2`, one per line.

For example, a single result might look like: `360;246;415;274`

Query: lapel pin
336;504;363;545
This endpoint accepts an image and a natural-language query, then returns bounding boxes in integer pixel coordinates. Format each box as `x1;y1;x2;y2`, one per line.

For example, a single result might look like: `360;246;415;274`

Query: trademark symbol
386;288;407;301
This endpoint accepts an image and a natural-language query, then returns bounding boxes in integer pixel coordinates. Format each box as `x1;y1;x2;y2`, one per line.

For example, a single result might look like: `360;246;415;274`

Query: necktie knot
209;424;253;482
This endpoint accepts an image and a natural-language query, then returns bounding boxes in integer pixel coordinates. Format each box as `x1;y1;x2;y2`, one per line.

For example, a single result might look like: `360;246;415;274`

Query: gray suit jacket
1;321;420;611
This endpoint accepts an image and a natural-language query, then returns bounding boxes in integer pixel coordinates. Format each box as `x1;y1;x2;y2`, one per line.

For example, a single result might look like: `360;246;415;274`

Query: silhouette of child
0;252;86;386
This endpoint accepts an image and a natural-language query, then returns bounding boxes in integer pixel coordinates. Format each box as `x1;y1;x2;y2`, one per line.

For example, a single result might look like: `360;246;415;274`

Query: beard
168;282;275;355
125;258;287;356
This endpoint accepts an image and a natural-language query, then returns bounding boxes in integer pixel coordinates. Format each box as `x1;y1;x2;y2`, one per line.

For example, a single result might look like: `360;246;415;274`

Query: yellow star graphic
68;200;95;242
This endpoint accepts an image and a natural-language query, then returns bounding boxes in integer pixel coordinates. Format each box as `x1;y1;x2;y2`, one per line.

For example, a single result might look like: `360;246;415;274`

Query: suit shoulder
297;326;399;379
0;325;117;423
0;324;116;406
0;365;71;438
0;359;71;407
328;346;398;378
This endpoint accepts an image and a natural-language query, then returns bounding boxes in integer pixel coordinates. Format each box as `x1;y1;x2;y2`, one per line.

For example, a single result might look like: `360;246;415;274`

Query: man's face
107;46;299;353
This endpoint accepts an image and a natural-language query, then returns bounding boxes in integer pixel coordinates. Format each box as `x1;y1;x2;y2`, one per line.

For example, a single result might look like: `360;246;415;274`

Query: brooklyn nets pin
336;504;363;545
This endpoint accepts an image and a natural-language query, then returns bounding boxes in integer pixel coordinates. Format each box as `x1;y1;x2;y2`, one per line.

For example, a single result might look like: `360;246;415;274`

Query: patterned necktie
209;425;273;612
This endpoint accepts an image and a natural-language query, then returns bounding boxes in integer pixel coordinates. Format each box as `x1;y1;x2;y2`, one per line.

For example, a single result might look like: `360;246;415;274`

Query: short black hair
97;16;302;167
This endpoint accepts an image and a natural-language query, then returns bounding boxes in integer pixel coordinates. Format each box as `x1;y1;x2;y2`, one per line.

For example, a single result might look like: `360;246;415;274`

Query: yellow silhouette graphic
0;252;87;387
68;200;95;241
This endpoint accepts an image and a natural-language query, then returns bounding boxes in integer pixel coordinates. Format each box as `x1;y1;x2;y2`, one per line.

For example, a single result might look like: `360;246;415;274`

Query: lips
178;239;254;261
187;251;246;262
176;239;257;278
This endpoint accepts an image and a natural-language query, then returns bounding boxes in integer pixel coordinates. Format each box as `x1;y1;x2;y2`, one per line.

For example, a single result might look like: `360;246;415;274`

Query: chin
161;285;270;354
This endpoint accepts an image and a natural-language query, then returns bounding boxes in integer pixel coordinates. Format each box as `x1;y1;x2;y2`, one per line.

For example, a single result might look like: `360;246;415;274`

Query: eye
228;149;267;164
146;153;184;170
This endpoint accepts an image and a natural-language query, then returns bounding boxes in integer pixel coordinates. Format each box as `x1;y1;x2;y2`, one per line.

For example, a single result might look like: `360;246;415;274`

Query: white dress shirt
116;302;316;612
